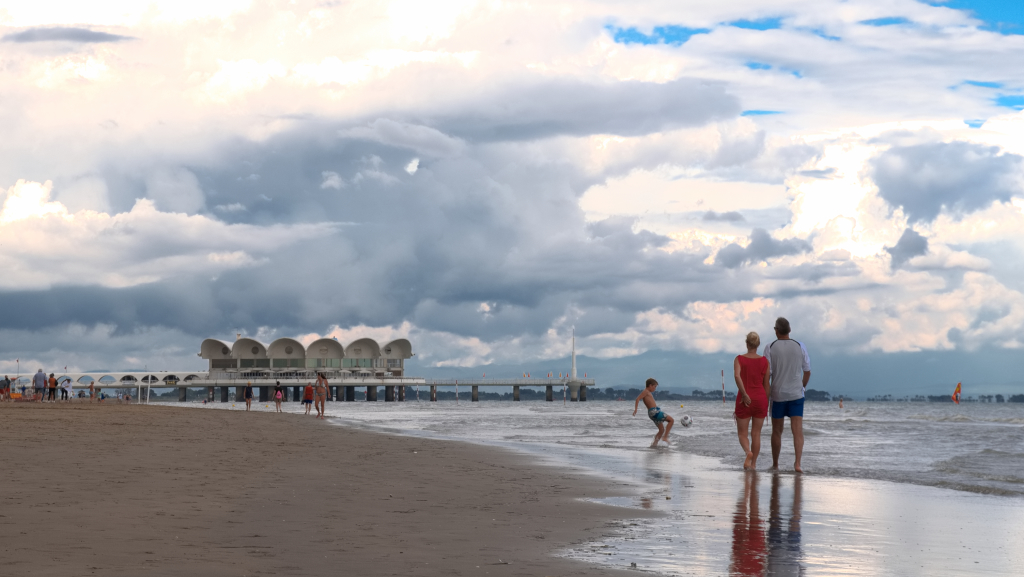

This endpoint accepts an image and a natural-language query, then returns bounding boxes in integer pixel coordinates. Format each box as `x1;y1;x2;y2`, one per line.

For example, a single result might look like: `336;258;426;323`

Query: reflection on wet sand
730;473;805;576
730;472;767;575
767;473;804;576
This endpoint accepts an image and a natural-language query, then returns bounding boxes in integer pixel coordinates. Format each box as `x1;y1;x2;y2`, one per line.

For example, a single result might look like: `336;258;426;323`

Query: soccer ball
680;414;692;428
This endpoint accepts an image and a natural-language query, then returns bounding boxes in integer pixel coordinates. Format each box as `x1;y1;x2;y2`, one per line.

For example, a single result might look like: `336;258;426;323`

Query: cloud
2;27;134;43
320;171;344;190
885;228;928;269
702;210;745;222
872;141;1024;223
715;228;811;268
340;119;465;157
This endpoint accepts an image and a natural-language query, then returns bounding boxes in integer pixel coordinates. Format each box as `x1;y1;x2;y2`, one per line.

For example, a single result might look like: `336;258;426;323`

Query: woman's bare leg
750;417;765;469
736;417;753;468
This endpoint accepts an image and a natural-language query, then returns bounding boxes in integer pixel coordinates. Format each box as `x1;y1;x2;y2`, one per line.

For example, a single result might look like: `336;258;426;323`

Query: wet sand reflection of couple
730;473;804;577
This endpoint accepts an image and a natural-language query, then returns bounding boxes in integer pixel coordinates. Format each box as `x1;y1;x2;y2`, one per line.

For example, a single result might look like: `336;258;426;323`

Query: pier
12;372;597;403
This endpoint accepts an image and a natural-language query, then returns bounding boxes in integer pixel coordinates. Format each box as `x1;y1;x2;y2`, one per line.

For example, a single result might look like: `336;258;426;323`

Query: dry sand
0;403;650;576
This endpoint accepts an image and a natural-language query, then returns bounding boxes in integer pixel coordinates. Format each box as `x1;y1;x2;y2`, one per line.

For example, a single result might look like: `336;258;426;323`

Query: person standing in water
314;373;328;419
633;378;674;447
839;395;844;409
274;381;283;413
765;317;811;473
302;382;314;415
243;381;254;411
734;331;770;470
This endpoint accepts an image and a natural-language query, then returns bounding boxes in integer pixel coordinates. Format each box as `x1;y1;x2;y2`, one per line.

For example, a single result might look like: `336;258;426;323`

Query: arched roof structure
306;338;344;359
268;338;305;359
232;338;267;359
381;339;413;359
200;338;234;359
345;338;380;359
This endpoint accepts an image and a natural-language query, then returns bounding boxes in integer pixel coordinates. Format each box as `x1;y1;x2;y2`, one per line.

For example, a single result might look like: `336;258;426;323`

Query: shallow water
181;398;1024;575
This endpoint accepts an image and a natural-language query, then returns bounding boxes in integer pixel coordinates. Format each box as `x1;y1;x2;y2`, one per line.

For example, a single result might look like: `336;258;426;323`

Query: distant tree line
868;394;1016;402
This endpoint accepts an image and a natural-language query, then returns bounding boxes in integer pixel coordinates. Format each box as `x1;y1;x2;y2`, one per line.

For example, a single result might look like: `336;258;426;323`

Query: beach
0;403;648;576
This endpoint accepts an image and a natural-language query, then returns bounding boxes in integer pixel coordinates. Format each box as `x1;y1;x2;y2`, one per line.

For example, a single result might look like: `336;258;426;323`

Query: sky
1;0;1023;396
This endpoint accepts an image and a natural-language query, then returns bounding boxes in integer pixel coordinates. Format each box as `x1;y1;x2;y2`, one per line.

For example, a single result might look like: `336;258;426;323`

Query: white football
680;414;692;428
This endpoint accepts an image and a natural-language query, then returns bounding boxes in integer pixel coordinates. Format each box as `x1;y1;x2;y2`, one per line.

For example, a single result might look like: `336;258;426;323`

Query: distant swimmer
244;381;254;411
839;396;844;409
765;317;811;473
633;377;674;447
734;331;770;470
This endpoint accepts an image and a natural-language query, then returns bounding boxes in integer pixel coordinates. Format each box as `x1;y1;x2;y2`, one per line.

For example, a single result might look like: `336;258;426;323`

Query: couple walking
733;317;810;472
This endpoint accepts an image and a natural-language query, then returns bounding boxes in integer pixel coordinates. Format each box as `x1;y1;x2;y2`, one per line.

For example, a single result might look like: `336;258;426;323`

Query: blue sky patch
995;95;1024;109
607;24;710;46
964;80;1003;88
860;17;913;26
965;119;987;128
741;110;782;116
746;62;772;70
928;1;1023;34
727;17;784;31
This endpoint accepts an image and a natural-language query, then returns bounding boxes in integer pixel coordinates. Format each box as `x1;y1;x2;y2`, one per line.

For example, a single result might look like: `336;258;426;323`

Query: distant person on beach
303;383;314;415
734;331;770;470
244;382;254;411
88;381;95;403
765;317;811;473
314;373;328;419
1;375;9;402
33;369;46;402
47;373;57;402
60;379;70;401
274;381;283;413
633;378;674;447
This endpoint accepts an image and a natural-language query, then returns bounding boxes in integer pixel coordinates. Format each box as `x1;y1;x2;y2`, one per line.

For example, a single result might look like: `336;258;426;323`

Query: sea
189;396;1024;575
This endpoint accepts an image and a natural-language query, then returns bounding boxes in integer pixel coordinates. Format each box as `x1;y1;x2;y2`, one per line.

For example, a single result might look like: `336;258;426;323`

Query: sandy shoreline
0;403;652;576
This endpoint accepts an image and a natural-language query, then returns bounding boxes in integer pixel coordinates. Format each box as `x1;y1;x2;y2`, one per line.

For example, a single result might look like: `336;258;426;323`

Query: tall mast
571;328;577;381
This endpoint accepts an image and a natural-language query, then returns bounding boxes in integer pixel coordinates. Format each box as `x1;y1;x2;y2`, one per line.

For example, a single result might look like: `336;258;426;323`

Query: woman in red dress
734;331;770;470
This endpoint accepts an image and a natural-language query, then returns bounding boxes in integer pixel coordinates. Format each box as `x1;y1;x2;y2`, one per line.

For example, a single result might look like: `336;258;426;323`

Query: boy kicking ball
633;378;674;447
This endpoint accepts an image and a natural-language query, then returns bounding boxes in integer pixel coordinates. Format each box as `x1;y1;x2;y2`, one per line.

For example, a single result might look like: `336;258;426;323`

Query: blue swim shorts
303;399;312;405
771;398;805;419
647;406;667;423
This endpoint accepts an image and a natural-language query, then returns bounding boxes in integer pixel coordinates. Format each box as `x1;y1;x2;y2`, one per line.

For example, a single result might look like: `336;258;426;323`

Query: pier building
199;336;413;378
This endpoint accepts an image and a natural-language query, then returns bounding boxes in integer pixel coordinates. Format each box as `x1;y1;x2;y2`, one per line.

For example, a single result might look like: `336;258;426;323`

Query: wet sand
0;403;650;576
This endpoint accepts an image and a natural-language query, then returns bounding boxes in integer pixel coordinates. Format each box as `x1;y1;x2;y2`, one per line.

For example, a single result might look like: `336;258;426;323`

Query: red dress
734;355;769;419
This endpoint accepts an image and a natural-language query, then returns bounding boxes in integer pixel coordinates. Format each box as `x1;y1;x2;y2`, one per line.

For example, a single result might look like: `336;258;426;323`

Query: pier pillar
235;387;244;402
207;387;214;402
259;386;269;402
398;386;405;401
546;385;553;402
220;386;229;402
345;386;355;402
513;385;520;401
570;386;578;402
580;385;587;402
178;387;187;402
430;385;437;402
292;386;300;402
367;386;378;402
330;386;338;401
385;386;395;402
471;385;479;402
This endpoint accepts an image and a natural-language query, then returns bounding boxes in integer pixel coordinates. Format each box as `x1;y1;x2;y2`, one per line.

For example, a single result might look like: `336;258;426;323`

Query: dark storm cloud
702;210;745;222
715;228;811;268
885;228;929;269
872;142;1024;223
2;27;134;43
429;78;741;141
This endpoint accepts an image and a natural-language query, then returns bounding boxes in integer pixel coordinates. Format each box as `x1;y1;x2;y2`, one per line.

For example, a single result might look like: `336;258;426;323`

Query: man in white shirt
764;317;811;472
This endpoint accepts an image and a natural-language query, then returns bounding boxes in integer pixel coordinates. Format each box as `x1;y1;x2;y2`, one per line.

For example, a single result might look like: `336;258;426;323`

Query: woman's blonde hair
745;331;760;349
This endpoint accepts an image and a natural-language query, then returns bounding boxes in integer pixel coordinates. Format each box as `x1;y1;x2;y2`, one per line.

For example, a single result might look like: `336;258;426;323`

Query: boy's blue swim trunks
647;406;667;423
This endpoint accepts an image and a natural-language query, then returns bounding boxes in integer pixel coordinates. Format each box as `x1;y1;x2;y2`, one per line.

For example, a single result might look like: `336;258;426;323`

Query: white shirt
764;338;810;402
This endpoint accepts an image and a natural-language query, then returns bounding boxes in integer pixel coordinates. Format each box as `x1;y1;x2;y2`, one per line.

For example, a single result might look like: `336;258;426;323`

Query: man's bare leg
771;418;784;469
790;416;804;472
651;422;664;447
661;416;674;444
750;417;765;469
736;417;753;468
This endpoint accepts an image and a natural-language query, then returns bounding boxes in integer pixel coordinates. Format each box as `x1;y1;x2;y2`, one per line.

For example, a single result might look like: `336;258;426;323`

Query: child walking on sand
633;378;674;447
